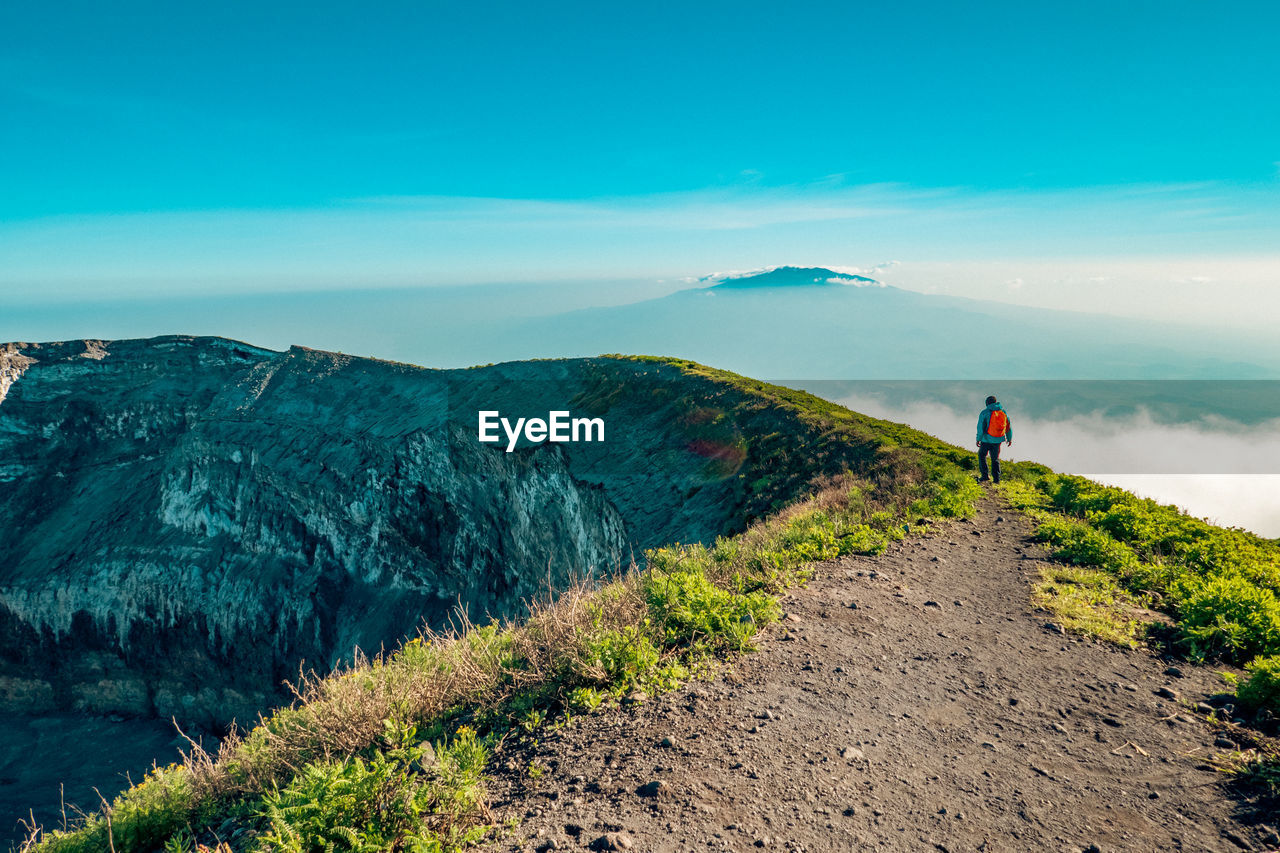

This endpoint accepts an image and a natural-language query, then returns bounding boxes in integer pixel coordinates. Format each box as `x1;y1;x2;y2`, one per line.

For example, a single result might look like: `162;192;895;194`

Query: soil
481;494;1279;853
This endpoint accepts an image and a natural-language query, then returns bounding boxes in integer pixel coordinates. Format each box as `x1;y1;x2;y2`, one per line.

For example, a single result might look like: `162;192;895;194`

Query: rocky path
481;495;1277;853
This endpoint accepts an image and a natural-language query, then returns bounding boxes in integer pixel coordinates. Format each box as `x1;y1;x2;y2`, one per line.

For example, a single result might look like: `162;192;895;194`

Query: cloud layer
834;393;1280;536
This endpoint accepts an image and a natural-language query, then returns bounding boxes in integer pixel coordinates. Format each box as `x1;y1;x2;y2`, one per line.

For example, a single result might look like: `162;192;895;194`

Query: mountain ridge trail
482;494;1275;853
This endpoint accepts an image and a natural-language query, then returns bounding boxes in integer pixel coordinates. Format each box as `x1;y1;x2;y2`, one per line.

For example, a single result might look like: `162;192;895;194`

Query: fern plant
253;721;488;853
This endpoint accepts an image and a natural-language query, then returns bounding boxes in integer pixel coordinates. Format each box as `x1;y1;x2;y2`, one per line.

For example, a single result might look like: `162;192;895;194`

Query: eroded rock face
0;338;791;726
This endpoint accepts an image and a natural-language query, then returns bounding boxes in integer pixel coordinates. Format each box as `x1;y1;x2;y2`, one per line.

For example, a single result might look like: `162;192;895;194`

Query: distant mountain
502;267;1280;379
7;267;1277;380
704;266;884;290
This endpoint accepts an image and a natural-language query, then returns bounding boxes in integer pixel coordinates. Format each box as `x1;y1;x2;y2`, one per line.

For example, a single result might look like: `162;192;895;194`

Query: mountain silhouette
704;266;884;289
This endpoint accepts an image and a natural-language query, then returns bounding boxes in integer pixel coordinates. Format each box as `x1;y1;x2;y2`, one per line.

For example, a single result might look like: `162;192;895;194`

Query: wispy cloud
2;179;1278;298
348;183;926;231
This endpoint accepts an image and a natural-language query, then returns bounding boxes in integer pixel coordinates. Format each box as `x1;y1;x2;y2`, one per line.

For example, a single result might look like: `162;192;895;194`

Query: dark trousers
978;442;1002;483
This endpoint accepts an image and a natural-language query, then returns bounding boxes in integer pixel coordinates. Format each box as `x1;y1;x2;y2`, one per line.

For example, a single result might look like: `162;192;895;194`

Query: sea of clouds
831;391;1280;537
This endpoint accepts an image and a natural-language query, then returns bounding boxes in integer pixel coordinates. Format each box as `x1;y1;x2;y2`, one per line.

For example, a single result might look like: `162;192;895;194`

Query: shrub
1173;572;1280;663
1050;475;1126;514
567;686;606;712
908;466;982;520
579;625;660;689
1034;516;1139;576
253;722;487;853
777;511;843;562
1237;655;1280;716
837;524;889;556
1091;501;1164;548
27;764;198;853
643;554;779;652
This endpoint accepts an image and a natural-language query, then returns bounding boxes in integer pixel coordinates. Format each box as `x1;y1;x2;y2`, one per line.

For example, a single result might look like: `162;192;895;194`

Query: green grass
998;473;1280;719
22;358;987;853
1238;655;1280;715
252;721;488;853
1032;565;1145;647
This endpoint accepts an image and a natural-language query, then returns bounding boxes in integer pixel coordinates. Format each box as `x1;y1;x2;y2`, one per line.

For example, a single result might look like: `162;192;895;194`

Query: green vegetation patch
999;473;1280;720
643;555;778;653
252;721;488;853
1032;565;1145;648
1238;656;1280;716
25;764;202;853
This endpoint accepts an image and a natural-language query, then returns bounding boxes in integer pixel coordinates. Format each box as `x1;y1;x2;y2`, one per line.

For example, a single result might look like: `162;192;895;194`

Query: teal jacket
977;402;1012;444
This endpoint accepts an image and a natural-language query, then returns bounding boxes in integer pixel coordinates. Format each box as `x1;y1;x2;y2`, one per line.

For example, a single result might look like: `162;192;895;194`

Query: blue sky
2;0;1278;310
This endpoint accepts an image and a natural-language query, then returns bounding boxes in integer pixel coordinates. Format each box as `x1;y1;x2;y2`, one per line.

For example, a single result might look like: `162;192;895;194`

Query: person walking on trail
976;395;1012;484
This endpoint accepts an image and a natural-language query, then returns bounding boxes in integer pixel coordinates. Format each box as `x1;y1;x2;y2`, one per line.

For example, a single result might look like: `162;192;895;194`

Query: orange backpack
986;409;1007;438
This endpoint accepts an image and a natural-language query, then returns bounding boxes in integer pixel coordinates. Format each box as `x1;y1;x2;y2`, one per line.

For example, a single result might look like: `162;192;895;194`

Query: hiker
976;395;1012;484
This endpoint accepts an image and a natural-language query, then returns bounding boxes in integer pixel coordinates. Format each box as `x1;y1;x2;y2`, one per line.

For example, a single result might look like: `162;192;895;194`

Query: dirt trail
482;495;1277;853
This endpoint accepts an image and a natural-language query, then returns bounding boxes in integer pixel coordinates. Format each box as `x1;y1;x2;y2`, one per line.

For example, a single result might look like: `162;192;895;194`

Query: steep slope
0;338;904;727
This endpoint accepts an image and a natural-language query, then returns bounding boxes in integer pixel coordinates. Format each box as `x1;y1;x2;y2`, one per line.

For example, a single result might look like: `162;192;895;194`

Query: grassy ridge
19;359;984;853
609;357;982;472
575;357;987;533
998;474;1280;719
